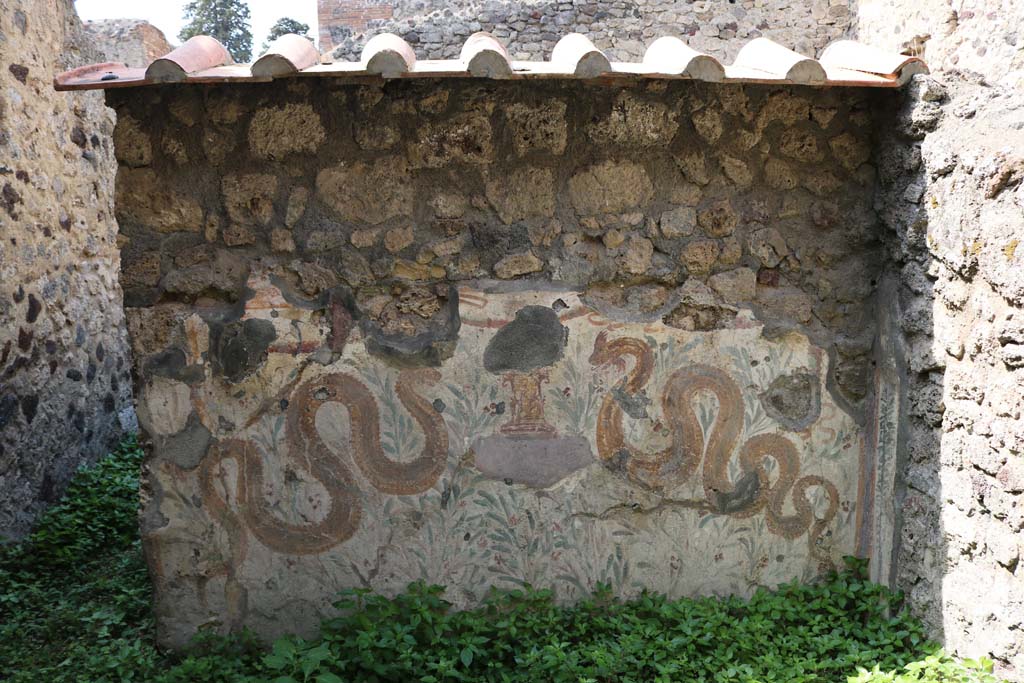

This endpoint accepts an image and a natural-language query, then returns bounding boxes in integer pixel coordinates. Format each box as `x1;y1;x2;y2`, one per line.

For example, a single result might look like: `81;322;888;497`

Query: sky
74;0;320;52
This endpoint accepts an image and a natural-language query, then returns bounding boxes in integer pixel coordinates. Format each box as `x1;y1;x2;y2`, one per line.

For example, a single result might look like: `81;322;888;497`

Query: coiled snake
197;368;448;624
589;331;838;557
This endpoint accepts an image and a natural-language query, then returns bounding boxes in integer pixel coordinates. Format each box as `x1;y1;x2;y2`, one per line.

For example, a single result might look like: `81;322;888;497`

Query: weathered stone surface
756;286;813;323
431;192;467;219
285;188;309;227
588;92;678;146
779;129;823;162
408;112;493;168
223;174;277;226
113;116;151;167
350;228;381;248
384;225;414;253
692;107;723;143
116;168;203;233
222;223;256;247
709;267;756;303
505;100;567;156
680;239;721;276
355;122;401;151
830;132;872;172
161;250;247;297
248;103;326;160
620;235;654;275
720;155;752;187
764;158;799;190
660;207;696;239
748;227;789;268
83;18;172;67
697;199;738;238
316;158;413;224
871;68;1024;676
494;251;543;278
485;167;556;224
675;151;711;186
1;0;132;539
569;161;654;215
270;228;295;253
137;377;192;437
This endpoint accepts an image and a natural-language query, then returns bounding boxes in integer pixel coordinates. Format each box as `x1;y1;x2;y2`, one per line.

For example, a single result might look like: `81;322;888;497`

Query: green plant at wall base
0;438;1008;683
0;436;159;682
850;655;1001;683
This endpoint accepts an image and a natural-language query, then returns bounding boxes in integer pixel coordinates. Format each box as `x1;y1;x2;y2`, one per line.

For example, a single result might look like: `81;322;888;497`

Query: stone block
569;161;654;215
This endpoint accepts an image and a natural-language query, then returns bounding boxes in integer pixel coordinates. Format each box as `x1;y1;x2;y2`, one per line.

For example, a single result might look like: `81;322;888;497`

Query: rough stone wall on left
0;0;134;540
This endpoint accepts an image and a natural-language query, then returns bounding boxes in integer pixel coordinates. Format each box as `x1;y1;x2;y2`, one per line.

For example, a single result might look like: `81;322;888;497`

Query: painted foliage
143;282;863;639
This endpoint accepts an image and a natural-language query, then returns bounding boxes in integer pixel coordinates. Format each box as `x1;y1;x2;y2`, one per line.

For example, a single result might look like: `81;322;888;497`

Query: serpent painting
196;367;448;625
589;330;840;560
143;286;863;640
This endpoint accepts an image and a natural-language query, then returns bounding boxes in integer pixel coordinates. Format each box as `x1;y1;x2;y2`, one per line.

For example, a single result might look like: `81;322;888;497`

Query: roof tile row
54;31;928;91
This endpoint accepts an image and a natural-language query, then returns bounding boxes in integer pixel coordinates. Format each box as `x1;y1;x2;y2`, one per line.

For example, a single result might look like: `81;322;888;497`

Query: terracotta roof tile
460;32;512;78
54;31;928;91
145;35;232;82
252;34;321;77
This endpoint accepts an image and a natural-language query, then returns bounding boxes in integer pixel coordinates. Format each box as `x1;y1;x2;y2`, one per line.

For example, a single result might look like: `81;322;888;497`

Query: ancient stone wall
109;77;890;647
856;0;1024;86
0;0;134;540
320;0;856;62
853;0;1024;676
82;19;174;68
874;75;1024;679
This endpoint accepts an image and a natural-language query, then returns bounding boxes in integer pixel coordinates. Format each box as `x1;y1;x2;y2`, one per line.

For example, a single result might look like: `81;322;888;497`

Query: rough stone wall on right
875;75;1024;679
856;0;1024;86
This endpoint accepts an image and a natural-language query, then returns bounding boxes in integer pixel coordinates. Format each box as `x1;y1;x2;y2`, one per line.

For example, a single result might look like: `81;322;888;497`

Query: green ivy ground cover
0;438;1004;683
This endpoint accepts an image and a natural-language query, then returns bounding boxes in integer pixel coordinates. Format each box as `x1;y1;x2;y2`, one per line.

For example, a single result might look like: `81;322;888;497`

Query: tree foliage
263;17;312;52
179;0;253;63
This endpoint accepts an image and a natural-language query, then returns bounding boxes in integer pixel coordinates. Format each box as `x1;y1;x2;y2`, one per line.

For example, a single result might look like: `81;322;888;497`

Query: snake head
589;330;628;373
589;330;611;366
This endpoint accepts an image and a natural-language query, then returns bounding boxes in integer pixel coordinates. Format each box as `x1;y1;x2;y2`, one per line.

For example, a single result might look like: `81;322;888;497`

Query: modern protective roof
54;31;928;91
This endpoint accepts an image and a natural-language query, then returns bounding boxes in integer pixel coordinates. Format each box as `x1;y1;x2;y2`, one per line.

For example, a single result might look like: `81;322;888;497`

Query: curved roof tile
551;33;612;77
643;37;725;82
145;35;232;83
733;37;827;84
361;33;416;78
252;34;320;78
54;32;928;91
461;32;512;79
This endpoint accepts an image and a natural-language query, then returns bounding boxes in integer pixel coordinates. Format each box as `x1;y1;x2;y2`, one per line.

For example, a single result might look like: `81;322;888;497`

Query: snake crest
589;330;839;556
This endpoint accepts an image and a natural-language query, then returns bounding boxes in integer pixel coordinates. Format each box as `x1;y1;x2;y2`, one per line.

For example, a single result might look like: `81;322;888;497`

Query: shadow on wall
875;74;1024;679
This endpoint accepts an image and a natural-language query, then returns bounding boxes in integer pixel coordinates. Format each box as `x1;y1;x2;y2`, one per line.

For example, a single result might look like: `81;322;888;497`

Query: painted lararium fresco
57;32;927;646
147;282;861;644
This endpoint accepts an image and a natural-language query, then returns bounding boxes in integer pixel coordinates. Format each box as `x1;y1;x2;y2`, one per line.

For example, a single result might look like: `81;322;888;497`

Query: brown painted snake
589;330;839;558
